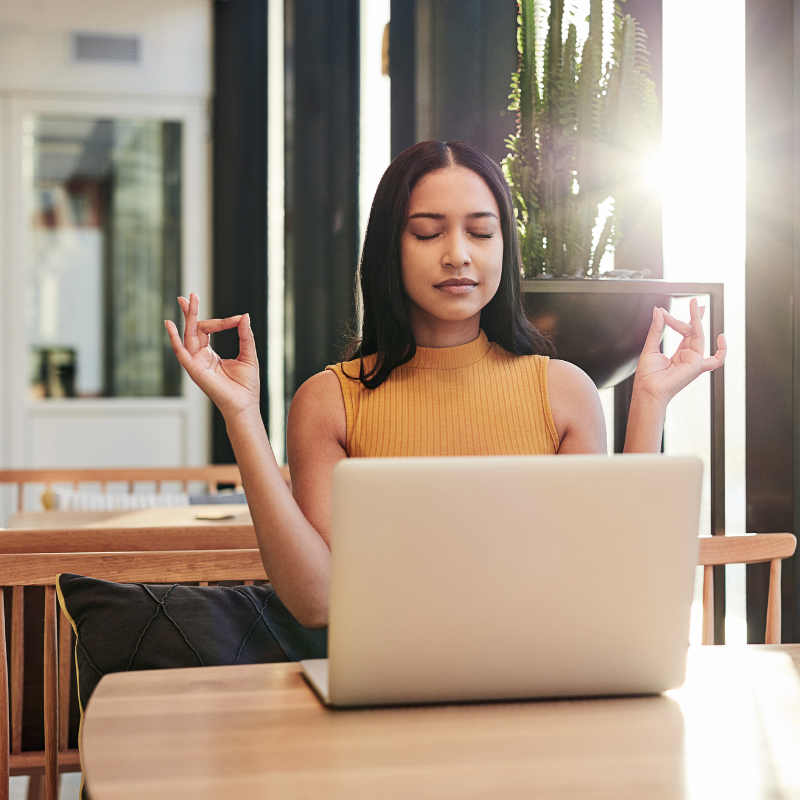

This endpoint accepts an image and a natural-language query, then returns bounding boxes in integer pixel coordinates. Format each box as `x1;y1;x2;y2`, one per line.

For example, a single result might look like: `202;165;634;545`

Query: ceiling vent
72;33;141;65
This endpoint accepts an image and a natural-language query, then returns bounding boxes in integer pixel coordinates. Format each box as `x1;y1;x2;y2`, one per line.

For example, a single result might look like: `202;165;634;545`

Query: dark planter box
523;280;672;390
523;278;724;390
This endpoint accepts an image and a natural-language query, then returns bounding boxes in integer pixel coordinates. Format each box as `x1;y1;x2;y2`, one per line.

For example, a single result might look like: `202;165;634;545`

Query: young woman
166;140;725;631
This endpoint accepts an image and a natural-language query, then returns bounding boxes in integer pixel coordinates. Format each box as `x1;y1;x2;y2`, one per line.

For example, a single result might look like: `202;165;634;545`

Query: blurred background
0;0;796;662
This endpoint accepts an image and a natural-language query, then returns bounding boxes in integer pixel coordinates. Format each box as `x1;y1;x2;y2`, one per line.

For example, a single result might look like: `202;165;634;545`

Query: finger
165;319;194;371
177;296;190;340
237;313;258;364
687;297;706;356
703;333;727;371
185;293;210;350
641;306;666;354
660;308;692;338
198;315;244;335
660;308;698;355
183;292;200;345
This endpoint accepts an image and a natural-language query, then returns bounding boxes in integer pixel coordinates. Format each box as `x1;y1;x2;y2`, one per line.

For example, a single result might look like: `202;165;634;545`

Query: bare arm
165;294;340;627
286;370;348;547
225;405;334;628
547;359;607;454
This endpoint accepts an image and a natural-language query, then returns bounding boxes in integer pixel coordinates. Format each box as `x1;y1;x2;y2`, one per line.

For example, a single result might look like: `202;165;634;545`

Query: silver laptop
301;454;702;707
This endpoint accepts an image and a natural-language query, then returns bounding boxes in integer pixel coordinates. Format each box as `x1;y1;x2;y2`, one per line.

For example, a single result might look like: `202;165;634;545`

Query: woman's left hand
633;298;727;407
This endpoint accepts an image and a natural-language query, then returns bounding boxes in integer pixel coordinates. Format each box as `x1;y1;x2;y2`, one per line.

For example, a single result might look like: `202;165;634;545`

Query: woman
166;140;725;630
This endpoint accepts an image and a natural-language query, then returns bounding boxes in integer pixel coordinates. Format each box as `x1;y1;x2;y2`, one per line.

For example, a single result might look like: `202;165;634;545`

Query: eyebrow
407;211;498;220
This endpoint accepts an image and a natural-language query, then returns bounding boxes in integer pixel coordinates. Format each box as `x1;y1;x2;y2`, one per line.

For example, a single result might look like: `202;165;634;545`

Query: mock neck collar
403;330;491;370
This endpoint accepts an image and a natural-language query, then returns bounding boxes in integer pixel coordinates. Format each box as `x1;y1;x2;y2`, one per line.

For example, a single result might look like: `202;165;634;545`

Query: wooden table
82;645;800;799
5;505;251;529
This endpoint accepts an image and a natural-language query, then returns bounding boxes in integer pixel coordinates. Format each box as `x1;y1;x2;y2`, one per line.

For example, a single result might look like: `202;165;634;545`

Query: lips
435;278;478;287
434;278;478;295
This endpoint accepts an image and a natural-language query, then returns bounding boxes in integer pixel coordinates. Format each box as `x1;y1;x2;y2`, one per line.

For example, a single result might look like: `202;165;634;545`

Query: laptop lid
320;454;701;707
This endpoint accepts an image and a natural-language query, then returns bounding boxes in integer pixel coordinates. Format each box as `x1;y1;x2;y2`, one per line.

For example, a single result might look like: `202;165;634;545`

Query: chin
428;308;482;323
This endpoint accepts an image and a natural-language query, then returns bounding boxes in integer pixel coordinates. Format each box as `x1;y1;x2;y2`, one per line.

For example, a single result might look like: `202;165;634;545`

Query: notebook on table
301;454;702;707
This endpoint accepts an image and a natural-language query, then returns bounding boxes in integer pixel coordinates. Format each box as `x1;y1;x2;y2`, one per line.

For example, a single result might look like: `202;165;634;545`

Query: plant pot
522;279;674;390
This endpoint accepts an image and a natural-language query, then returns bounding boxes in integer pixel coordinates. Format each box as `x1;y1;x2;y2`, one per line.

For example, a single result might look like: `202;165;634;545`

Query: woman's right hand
165;293;260;420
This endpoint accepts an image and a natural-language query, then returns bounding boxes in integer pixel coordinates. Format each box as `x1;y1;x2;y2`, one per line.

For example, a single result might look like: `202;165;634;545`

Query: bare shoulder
287;370;347;543
546;358;598;400
546;358;606;454
287;369;346;448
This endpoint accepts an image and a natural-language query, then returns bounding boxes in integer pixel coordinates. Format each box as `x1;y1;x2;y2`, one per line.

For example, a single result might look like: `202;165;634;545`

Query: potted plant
503;0;673;388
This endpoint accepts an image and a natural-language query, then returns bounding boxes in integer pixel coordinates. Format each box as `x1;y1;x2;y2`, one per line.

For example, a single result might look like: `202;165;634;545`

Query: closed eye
413;231;494;241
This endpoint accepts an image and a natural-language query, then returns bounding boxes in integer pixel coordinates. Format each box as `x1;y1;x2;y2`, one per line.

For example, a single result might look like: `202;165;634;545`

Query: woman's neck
410;313;482;348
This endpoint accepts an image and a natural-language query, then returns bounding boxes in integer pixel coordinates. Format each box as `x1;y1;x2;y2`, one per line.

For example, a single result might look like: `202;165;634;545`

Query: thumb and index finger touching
165;293;257;365
642;300;727;371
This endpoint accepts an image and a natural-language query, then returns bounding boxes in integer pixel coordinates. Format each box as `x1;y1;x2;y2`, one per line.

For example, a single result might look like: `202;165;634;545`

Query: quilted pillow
56;574;327;709
57;574;326;799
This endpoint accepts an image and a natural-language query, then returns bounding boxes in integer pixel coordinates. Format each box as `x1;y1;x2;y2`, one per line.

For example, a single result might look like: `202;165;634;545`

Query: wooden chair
0;466;244;514
0;548;268;800
698;533;797;645
0;525;258;554
0;526;261;800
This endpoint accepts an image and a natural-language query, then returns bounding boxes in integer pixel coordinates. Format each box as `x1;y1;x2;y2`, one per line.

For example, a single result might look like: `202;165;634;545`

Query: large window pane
26;116;182;399
663;0;746;643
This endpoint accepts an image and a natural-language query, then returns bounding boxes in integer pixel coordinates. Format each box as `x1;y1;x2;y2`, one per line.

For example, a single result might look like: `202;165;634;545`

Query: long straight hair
344;140;552;388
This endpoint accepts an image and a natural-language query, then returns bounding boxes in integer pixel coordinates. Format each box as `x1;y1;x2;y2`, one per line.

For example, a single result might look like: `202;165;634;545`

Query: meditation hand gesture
165;293;260;420
634;297;727;406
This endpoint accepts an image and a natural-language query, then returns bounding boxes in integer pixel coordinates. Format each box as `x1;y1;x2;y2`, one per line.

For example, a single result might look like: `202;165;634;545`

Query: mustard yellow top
325;330;559;458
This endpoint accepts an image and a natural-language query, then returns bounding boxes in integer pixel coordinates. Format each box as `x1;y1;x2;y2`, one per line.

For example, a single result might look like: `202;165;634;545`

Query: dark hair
344;140;552;388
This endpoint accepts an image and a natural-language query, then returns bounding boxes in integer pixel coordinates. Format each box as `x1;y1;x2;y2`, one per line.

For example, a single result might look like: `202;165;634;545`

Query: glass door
2;96;209;479
25;115;182;400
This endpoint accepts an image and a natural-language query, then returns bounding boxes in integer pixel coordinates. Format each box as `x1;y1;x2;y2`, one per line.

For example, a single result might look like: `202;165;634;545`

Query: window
25;116;182;399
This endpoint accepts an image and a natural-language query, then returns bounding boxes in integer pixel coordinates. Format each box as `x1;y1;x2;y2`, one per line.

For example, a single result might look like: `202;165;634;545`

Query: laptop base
301;658;331;705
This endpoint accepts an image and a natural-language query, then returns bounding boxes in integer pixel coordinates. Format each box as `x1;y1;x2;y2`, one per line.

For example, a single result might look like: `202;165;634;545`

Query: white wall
0;0;212;520
0;0;210;98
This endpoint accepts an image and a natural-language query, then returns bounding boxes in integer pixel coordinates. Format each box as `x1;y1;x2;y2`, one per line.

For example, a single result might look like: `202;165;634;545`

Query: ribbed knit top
325;330;559;458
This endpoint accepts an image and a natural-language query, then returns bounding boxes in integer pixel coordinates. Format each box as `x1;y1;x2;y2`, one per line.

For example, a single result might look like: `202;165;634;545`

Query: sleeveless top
325;330;559;458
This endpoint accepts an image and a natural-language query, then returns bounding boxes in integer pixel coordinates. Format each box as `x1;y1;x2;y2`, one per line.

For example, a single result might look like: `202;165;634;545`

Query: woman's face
400;165;503;339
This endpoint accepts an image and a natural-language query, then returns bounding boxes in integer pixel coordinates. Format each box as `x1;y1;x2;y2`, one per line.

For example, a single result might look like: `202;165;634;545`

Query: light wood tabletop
81;645;800;800
5;505;251;529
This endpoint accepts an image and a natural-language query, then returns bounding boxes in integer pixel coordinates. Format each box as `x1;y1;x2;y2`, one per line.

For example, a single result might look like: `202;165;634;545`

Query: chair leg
11;586;24;756
58;610;72;754
0;590;9;800
43;587;59;800
702;564;714;646
765;558;782;645
26;775;44;800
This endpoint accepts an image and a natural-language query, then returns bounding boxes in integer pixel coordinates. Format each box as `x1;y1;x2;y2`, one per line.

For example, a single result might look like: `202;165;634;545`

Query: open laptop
301;454;702;707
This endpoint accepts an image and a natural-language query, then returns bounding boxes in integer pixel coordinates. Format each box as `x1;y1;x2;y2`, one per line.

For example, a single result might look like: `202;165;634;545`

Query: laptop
301;454;702;707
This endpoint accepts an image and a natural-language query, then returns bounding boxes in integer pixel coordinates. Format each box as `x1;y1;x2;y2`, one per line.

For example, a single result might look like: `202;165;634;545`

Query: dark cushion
56;574;328;710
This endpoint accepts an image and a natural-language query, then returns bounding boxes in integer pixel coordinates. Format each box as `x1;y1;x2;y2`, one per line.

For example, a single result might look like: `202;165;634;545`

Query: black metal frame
745;0;798;644
284;0;360;396
211;0;270;463
525;279;726;641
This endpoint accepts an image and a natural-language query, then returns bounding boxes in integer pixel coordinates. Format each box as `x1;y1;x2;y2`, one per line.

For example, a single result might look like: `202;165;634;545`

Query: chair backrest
0;548;268;800
0;466;243;513
0;525;260;792
0;525;258;553
698;533;796;645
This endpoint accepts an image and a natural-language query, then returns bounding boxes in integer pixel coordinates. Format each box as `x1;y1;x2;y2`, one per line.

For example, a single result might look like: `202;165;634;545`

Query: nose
442;229;471;269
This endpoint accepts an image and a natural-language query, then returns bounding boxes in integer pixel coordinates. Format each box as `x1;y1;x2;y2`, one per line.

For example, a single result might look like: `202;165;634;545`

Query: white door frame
2;92;210;468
